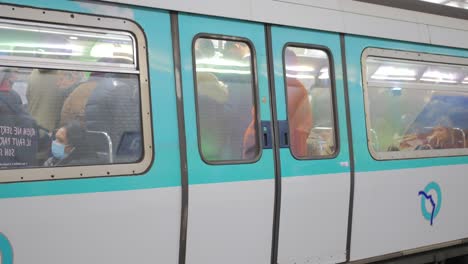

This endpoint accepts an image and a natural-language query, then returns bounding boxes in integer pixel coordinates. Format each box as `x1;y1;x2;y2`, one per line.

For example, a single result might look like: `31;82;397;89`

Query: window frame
362;47;468;160
0;4;153;183
191;33;262;165
282;43;340;160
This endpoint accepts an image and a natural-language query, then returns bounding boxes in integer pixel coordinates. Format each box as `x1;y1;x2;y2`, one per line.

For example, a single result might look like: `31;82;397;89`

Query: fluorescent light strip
286;73;315;79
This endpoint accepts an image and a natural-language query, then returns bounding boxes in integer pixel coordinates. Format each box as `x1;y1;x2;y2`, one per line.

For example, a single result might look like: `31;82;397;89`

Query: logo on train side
0;233;13;264
418;182;442;226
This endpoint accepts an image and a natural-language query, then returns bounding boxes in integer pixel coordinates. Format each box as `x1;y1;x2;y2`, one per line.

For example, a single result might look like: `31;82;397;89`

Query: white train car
0;0;468;263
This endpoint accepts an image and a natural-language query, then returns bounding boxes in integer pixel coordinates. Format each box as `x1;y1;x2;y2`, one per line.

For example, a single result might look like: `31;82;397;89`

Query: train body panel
186;180;275;264
100;0;468;50
351;164;468;261
278;173;350;264
0;187;181;264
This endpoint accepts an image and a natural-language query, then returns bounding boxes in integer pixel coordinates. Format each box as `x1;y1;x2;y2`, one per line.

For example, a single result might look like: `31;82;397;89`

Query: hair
0;68;15;86
64;120;85;147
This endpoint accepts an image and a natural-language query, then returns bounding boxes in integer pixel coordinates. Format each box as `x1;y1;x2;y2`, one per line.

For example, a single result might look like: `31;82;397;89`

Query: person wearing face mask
43;120;92;167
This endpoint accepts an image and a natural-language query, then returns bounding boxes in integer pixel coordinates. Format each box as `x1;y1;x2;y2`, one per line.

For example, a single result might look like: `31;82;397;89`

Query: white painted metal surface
186;180;274;264
0;187;181;264
97;0;468;50
278;173;350;264
350;164;468;261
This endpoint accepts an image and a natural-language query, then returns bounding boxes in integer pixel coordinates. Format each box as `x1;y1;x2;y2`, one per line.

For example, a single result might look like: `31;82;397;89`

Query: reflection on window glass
0;66;142;168
366;56;468;159
194;37;259;162
0;22;135;67
284;46;336;158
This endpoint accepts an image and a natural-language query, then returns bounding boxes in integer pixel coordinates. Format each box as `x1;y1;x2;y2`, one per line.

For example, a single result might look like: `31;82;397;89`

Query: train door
270;26;352;263
177;14;276;264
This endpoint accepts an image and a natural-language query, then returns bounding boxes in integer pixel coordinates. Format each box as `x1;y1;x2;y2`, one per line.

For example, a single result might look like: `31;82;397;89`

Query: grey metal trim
361;47;468;161
170;12;188;264
281;43;340;160
0;58;139;74
265;24;282;264
191;33;262;165
349;238;468;264
367;81;468;93
87;131;113;164
0;3;153;183
354;0;468;21
341;34;356;263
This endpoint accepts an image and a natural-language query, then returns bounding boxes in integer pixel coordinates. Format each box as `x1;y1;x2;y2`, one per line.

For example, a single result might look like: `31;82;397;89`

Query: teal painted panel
178;13;275;184
345;35;468;172
0;1;182;198
0;0;79;11
271;25;351;177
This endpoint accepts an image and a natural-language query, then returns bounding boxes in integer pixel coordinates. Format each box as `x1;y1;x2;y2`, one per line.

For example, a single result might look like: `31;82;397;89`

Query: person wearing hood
43;120;94;167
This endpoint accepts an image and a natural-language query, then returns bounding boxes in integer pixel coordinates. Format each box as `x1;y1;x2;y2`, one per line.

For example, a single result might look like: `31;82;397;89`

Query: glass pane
194;37;259;162
0;66;142;168
0;21;135;68
284;46;336;158
366;56;468;159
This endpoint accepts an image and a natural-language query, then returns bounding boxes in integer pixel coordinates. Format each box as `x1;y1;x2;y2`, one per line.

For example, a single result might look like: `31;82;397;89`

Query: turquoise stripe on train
0;1;182;198
345;35;468;172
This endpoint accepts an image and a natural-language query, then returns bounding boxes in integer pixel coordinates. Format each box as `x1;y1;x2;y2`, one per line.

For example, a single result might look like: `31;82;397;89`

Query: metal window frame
191;33;262;165
0;4;153;183
362;47;468;160
282;43;340;160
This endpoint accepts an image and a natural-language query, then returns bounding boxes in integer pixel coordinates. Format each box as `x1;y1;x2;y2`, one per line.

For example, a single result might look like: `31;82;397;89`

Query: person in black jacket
84;73;141;162
0;68;39;167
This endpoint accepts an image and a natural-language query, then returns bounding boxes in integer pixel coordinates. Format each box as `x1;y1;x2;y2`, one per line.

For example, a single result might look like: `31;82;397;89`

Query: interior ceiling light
420;70;458;83
371;66;417;81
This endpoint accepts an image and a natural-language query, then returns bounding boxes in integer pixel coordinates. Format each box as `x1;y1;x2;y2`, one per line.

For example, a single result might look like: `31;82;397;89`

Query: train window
0;11;151;182
1;67;141;167
363;48;468;160
193;37;259;163
283;46;337;159
0;21;136;70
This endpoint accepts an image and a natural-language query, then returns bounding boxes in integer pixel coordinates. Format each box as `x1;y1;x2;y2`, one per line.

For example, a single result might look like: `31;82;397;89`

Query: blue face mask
51;140;69;159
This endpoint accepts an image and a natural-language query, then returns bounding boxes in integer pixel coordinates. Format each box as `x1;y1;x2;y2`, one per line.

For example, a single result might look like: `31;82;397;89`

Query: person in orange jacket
242;49;312;159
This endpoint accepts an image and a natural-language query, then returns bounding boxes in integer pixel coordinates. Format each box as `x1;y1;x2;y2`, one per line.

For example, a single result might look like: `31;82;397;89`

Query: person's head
56;70;84;90
52;120;85;159
195;38;215;60
223;41;250;60
0;68;18;91
284;48;298;66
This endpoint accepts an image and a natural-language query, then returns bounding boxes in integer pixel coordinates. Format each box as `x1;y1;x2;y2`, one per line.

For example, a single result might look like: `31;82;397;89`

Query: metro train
1;0;468;264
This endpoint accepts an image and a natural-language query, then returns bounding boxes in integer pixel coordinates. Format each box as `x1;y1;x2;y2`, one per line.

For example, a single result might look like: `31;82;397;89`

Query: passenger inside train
366;56;468;156
43;120;94;167
194;37;258;162
0;28;143;168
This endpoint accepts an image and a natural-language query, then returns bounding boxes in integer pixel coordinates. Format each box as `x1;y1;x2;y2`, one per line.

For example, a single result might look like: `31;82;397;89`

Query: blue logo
0;233;13;264
418;182;442;226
